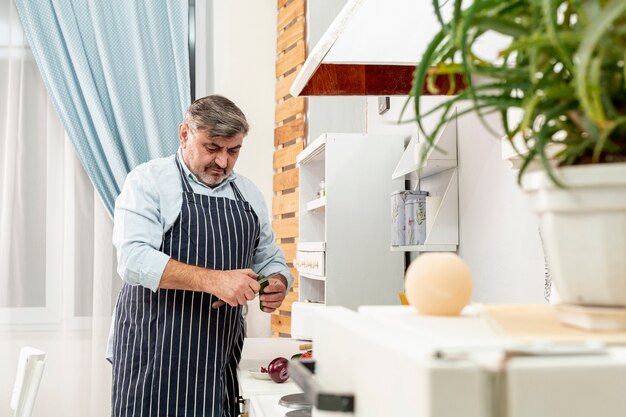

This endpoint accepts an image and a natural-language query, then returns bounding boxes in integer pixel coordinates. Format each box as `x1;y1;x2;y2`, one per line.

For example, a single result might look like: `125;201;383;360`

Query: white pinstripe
184;191;200;416
125;285;140;417
224;190;248;415
156;289;168;416
118;284;134;415
139;288;150;417
111;301;122;414
165;289;177;413
203;194;217;417
211;200;225;417
222;305;234;414
225;200;233;270
218;199;224;269
233;201;246;269
149;232;165;417
118;289;133;415
166;201;185;413
227;199;237;270
175;191;193;413
193;196;208;417
111;299;124;414
240;197;253;268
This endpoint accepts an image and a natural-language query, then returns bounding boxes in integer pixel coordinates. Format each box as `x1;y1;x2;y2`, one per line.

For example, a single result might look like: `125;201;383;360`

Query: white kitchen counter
249;394;296;417
238;361;302;398
239;337;306;417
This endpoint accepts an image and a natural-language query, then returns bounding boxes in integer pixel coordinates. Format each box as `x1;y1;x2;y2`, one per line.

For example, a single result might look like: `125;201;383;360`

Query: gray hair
183;95;249;138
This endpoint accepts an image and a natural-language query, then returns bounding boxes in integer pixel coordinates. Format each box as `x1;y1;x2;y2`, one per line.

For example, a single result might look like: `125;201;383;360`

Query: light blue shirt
112;149;293;291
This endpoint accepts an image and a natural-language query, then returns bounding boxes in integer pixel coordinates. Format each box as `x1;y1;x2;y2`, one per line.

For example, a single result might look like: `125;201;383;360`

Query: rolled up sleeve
112;168;170;291
250;195;294;291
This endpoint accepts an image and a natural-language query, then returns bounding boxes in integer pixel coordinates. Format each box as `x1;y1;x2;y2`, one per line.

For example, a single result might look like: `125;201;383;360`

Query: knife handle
257;275;270;311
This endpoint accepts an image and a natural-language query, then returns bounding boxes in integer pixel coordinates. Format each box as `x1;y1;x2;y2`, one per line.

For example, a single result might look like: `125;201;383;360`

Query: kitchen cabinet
390;114;459;252
248;394;297;417
291;133;405;339
305;305;626;417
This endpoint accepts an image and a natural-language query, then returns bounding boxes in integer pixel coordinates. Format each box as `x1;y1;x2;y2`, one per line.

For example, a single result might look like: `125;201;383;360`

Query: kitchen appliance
285;410;311;417
278;393;312;411
295;305;626;417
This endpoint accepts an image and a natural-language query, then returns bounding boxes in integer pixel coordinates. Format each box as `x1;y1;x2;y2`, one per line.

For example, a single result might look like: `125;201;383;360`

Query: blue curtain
14;1;190;215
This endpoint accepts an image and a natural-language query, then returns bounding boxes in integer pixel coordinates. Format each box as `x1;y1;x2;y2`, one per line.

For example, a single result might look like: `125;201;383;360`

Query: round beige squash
404;253;473;316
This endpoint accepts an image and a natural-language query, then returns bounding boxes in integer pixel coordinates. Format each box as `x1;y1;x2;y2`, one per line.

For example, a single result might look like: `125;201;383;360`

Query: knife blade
256;275;271;286
256;272;281;288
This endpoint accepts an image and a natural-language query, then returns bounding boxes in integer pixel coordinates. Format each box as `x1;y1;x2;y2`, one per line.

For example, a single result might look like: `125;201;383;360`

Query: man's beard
198;163;227;187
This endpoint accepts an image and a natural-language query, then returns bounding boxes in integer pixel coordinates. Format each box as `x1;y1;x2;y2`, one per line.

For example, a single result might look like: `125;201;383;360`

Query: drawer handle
289;360;355;413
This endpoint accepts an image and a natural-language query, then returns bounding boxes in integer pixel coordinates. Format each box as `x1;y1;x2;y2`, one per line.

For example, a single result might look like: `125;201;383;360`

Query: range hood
290;0;465;97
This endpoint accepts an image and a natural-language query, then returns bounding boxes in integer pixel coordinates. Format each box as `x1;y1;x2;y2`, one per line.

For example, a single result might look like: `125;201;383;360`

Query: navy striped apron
111;156;260;417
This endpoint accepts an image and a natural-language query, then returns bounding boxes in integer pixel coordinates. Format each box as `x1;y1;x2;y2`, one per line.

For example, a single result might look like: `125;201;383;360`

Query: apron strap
176;153;247;203
174;154;194;193
230;181;247;203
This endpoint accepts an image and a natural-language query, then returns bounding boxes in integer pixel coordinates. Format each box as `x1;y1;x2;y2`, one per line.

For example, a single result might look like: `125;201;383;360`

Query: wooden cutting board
482;304;626;345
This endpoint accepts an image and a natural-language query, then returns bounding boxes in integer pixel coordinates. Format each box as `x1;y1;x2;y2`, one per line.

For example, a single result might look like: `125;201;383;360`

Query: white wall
210;1;276;210
210;1;278;336
0;330;95;417
455;110;546;303
366;96;546;303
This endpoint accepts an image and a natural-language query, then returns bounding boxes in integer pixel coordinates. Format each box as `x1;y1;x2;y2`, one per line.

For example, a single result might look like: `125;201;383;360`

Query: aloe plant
408;0;626;184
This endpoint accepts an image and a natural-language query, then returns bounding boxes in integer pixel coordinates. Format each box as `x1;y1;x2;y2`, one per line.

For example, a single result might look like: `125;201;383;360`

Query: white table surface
238;337;306;416
238;360;302;398
240;337;304;362
238;337;305;398
249;394;297;417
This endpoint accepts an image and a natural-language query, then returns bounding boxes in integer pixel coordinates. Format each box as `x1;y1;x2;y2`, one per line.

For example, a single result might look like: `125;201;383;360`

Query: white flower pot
522;163;626;328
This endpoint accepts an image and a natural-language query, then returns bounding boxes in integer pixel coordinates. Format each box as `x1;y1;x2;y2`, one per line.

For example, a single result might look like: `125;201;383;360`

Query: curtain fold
13;1;190;215
0;1;48;309
0;16;120;410
2;1;189;415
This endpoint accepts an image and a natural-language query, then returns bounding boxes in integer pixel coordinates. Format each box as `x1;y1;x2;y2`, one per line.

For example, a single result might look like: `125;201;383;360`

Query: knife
257;273;283;311
256;275;271;287
256;271;281;289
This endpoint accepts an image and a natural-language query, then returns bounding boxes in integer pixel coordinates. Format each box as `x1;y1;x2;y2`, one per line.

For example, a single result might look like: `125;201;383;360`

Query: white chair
10;347;46;417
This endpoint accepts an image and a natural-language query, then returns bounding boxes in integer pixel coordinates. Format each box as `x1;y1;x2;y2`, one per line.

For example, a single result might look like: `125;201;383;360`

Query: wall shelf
390;244;458;252
390;114;459;252
306;197;327;211
297;241;326;252
392;118;458;180
299;273;327;281
296;134;326;165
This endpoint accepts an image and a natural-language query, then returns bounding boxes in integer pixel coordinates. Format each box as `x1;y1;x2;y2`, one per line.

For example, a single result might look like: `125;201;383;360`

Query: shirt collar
176;148;237;191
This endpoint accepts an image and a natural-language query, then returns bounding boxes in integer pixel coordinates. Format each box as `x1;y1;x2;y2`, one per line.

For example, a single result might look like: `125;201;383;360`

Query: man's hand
160;260;262;308
259;277;287;313
208;269;260;308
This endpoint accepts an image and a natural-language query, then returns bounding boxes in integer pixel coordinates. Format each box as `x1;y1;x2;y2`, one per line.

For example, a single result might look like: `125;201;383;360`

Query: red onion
267;357;289;383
